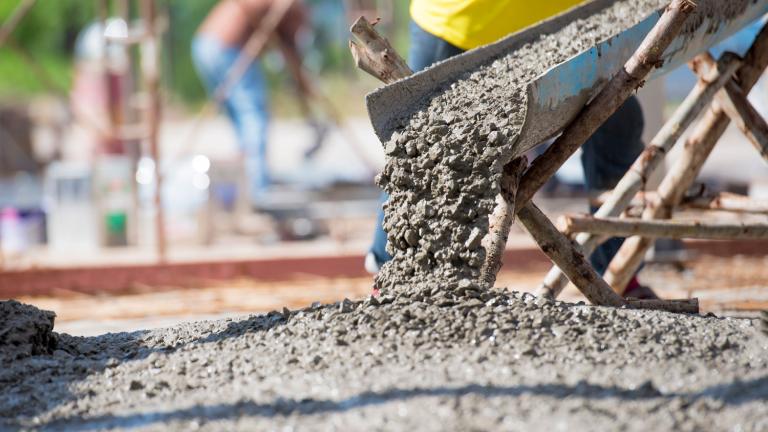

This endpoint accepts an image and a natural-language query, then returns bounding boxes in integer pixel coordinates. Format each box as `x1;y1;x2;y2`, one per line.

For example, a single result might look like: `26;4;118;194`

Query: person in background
366;0;657;299
192;0;310;206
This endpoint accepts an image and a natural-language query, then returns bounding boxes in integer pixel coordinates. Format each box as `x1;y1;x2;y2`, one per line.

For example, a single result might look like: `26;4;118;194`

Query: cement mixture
373;0;755;294
3;1;768;430
0;300;57;360
1;294;766;431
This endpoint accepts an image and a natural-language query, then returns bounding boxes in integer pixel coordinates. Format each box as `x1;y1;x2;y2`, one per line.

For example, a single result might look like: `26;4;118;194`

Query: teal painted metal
366;0;768;158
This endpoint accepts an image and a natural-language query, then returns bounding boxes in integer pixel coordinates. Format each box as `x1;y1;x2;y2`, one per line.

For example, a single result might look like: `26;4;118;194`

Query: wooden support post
561;215;768;240
140;0;166;262
591;190;768;215
603;21;768;294
693;52;768;163
480;157;526;287
347;0;700;314
682;192;768;214
539;52;741;299
349;16;412;84
514;0;696;211
626;298;699;314
517;202;627;307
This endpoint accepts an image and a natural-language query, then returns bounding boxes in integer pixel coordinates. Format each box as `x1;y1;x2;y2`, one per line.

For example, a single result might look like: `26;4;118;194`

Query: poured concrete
1;293;766;430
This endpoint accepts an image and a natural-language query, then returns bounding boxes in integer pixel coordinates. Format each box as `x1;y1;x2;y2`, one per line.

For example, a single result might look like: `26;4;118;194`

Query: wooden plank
562;215;768;239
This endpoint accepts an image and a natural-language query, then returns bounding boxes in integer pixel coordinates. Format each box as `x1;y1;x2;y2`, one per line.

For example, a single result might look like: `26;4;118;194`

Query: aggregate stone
2;1;766;430
373;0;755;296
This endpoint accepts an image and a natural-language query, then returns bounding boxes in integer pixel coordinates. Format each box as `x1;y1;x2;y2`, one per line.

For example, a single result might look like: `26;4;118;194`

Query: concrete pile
1;293;766;430
0;300;57;360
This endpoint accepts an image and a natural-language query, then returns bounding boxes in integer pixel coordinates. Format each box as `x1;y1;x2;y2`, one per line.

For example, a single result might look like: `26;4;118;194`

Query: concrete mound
2;290;767;430
0;300;57;360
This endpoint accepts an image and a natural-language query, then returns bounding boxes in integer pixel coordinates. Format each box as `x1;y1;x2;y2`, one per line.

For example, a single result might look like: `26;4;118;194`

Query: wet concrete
1;293;766;430
3;1;767;430
0;300;57;360
373;0;672;295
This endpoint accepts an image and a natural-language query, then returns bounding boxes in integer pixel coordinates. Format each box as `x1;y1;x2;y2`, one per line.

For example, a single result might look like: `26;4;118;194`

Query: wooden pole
140;0;166;262
517;202;627;307
562;215;768;240
626;298;699;314
349;16;412;84
514;0;696;212
539;52;741;299
603;21;768;294
480;157;526;287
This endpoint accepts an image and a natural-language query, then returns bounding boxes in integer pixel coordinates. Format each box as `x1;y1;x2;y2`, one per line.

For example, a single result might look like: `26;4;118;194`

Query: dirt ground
16;256;768;336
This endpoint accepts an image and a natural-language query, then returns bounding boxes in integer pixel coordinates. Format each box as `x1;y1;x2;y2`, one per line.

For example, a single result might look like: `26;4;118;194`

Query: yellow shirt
411;0;587;50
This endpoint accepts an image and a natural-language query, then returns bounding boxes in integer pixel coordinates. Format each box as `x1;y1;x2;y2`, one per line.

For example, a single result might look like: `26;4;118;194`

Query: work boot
623;276;659;300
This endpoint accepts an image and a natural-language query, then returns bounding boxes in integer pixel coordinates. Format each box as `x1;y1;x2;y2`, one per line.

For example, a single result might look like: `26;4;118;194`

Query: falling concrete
373;0;667;295
373;0;759;296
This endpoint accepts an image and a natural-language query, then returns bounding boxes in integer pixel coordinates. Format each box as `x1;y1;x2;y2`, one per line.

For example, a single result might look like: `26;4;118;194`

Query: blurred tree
0;0;410;105
0;0;96;96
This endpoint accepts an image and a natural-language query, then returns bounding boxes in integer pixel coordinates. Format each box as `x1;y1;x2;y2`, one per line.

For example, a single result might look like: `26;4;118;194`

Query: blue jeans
370;22;645;277
192;34;270;202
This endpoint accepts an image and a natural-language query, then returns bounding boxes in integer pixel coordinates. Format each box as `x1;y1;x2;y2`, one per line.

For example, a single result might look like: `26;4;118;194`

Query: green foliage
0;0;412;106
164;0;217;104
0;0;95;98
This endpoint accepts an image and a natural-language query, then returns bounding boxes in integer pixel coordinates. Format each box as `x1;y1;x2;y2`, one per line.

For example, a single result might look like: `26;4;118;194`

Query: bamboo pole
519;203;699;312
692;52;768;163
514;0;696;212
562;215;768;240
349;16;412;84
592;190;768;214
682;192;768;214
603;21;768;294
539;52;741;299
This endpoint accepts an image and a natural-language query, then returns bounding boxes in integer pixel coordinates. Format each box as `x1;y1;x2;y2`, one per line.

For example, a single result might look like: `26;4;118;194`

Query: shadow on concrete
38;376;768;431
0;310;294;429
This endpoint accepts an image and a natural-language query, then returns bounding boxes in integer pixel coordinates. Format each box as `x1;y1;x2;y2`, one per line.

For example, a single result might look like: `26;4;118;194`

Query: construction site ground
14;254;768;336
2;255;766;431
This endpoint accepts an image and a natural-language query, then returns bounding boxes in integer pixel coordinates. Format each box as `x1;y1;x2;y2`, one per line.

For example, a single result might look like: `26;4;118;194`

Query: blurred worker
366;0;656;299
192;0;310;205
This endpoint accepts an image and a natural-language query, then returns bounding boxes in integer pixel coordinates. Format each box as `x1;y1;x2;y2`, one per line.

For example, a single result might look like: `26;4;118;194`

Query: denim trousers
370;21;645;277
192;34;270;202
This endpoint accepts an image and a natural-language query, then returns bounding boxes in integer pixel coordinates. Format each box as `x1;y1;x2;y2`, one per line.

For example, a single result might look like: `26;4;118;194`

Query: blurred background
1;0;766;335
